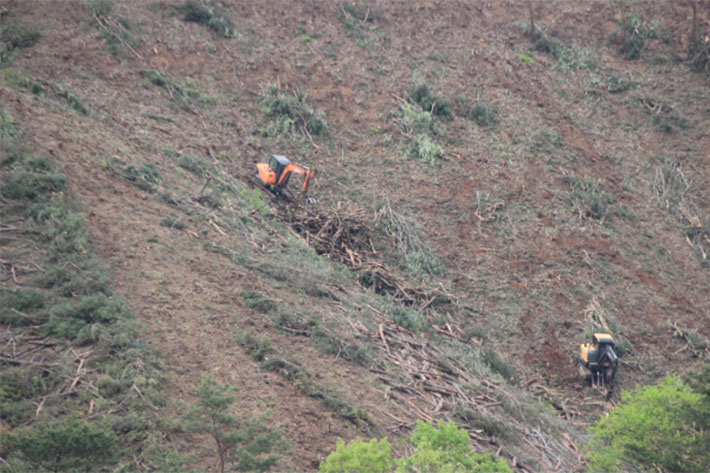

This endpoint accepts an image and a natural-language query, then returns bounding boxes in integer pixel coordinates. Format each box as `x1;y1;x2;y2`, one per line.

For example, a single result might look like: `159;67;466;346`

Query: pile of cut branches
279;201;452;307
357;313;583;473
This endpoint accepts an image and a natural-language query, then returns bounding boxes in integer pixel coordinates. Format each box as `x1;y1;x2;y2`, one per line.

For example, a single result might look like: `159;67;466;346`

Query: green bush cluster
615;13;661;60
587;365;710;473
467;102;498;128
177;0;236;38
388;305;425;333
320;420;512;472
396;101;445;166
0;417;121;472
410;134;445;166
258;85;328;137
408;83;453;120
2;155;66;201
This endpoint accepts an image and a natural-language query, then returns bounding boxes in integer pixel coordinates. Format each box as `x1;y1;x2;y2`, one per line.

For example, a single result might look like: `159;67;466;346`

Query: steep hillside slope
2;1;708;472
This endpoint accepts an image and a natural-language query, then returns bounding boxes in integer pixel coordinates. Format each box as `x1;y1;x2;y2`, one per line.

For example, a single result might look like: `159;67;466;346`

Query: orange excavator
254;155;313;200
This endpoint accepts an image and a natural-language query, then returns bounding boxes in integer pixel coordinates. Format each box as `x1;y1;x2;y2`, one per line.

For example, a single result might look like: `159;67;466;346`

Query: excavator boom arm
276;163;313;196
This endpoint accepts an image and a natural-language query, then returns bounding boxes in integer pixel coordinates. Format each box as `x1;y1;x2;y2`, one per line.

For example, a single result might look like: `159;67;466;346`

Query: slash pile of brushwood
347;308;584;473
278;200;452;308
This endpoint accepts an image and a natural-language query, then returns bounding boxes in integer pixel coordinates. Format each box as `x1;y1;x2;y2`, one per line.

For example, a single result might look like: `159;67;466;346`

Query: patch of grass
140;69;212;111
84;0;113;17
258;84;327;137
125;163;161;192
236;331;275;362
338;2;383;50
240;290;278;314
311;327;372;366
260;354;371;426
57;88;90;116
177;0;235;38
565;176;613;222
482;350;520;384
388;305;425;332
172;152;206;177
639;97;687;133
455;407;517;441
85;0;139;58
2;155;67;201
601;75;635;94
160;216;186;230
0;22;40;66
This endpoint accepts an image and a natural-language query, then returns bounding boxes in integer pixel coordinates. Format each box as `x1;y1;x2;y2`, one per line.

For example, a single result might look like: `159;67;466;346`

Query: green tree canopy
0;417;120;472
587;364;710;473
182;374;284;473
319;420;511;473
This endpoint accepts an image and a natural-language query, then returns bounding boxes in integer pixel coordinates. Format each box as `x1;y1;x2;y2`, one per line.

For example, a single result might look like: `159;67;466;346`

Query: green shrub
98;375;127;397
396;420;512;473
319;437;393;473
411;134;444;166
398;101;437;136
0;287;48;326
43;293;132;339
57;88;89;115
2;155;66;201
121;163;160;192
28;196;88;257
0;23;40;49
240;291;278;313
0;22;40;66
0;366;52;427
258;85;327;137
587;374;708;473
388;306;425;333
615;13;659;60
177;0;236;38
468;102;498;128
1;417;121;472
320;420;512;473
482;350;520;384
408;83;453;120
182;374;284;473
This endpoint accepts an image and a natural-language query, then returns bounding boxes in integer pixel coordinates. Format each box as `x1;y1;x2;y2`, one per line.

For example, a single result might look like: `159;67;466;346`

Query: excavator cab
580;333;618;389
254;155;313;200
